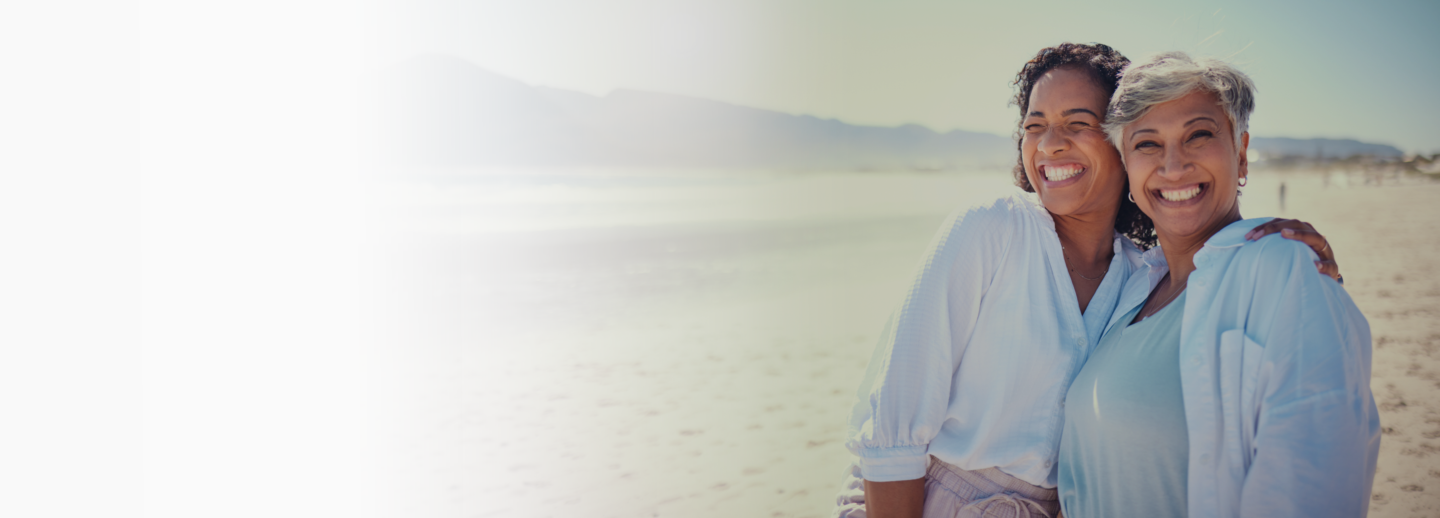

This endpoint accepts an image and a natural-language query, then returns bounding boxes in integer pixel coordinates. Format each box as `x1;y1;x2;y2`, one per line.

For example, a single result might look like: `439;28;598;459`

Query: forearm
863;478;925;518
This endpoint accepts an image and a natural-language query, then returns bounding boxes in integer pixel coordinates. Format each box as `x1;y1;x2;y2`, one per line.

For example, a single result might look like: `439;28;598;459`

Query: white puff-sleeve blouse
844;193;1143;488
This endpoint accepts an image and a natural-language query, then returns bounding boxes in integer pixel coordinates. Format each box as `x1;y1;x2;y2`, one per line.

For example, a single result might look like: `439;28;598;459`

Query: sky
375;0;1440;154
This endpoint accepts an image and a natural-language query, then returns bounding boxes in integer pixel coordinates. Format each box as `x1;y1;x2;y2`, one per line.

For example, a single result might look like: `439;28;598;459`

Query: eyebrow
1127;116;1222;141
1128;128;1157;141
1027;108;1101;118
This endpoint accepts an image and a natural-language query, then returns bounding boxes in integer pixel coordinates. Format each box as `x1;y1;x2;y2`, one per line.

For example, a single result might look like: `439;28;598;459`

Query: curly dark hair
1010;43;1155;249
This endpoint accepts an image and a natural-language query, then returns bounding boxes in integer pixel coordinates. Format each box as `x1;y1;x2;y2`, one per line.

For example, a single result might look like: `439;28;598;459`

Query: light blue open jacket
1106;218;1381;517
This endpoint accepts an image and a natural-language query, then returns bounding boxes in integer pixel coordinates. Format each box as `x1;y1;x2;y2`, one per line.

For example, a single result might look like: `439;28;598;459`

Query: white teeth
1160;186;1202;201
1044;165;1083;182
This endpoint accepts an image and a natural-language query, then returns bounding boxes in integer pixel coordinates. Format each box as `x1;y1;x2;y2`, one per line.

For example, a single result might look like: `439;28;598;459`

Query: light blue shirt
844;193;1144;487
1059;293;1189;518
1107;218;1380;517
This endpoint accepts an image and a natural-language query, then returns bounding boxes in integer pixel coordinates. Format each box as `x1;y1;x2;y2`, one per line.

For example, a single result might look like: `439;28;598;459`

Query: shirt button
1044;460;1053;468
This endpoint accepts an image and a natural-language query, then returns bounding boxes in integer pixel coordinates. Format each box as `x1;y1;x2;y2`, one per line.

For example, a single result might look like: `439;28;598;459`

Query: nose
1038;125;1069;156
1159;145;1192;178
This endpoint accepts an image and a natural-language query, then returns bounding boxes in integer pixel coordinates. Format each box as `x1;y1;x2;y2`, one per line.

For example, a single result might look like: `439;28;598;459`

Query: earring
1238;177;1248;187
1128;192;1135;203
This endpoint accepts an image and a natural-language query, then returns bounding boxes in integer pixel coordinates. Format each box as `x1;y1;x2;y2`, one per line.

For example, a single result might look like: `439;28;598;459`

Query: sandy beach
370;168;1440;517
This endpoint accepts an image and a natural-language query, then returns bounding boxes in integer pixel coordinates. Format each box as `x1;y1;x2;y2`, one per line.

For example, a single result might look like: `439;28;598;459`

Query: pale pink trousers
833;456;1060;518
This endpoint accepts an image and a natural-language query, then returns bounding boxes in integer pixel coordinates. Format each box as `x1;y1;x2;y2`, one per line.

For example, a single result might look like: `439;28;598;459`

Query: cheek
1121;153;1143;181
1126;173;1143;197
1203;153;1242;191
1020;136;1041;180
1102;143;1123;164
1082;137;1122;169
1123;160;1150;198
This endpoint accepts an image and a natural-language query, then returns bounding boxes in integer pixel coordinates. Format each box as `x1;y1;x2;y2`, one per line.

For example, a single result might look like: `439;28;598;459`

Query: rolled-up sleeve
843;201;1012;482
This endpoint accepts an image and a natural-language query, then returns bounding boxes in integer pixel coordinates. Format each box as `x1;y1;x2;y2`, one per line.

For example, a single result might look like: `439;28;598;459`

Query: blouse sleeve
1237;238;1381;517
842;198;1014;482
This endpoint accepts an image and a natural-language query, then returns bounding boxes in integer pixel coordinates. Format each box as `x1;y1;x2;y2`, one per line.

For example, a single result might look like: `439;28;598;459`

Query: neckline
1126;291;1186;329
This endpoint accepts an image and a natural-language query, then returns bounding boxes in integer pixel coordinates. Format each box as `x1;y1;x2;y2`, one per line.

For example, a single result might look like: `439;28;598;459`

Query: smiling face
1121;89;1248;245
1020;66;1127;219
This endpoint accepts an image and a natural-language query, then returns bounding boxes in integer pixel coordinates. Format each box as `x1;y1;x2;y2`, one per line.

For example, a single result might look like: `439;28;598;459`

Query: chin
1154;217;1212;240
1038;193;1084;215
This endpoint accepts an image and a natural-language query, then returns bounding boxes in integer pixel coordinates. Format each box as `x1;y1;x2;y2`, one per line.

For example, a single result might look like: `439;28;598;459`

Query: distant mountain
1248;137;1403;159
374;54;1404;170
375;54;1016;170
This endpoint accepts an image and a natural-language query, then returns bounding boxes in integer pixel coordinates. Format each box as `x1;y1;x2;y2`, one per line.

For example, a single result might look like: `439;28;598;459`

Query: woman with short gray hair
1055;52;1380;517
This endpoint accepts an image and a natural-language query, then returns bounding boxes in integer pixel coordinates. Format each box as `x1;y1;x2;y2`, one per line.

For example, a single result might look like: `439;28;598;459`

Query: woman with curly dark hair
832;43;1342;518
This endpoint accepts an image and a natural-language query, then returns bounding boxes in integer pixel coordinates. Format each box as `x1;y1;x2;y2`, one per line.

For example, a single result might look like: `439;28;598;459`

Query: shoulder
1215;232;1334;309
938;192;1043;241
1230;232;1320;280
1223;228;1366;348
919;192;1040;276
1198;218;1314;279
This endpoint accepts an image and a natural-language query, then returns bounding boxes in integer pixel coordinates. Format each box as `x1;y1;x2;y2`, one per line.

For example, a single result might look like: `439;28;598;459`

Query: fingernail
1245;230;1256;240
1282;229;1294;236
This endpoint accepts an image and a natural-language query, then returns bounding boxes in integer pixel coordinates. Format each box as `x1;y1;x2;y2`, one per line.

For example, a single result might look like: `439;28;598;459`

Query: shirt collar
1140;244;1167;269
1140;217;1276;269
1201;217;1274;249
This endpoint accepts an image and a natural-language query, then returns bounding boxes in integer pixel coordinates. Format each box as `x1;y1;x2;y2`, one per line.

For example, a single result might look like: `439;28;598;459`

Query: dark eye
1188;130;1214;141
1134;140;1159;150
1070;121;1091;128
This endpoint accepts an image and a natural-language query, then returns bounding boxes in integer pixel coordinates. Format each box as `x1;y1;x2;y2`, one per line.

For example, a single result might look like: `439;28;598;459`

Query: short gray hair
1103;52;1256;152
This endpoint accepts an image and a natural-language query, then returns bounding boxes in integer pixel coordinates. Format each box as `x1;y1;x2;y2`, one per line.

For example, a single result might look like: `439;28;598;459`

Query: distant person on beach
1280;181;1287;212
834;43;1343;518
1057;52;1378;517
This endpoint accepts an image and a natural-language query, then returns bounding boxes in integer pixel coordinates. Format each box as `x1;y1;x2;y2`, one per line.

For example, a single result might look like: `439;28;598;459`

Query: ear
1238;131;1250;179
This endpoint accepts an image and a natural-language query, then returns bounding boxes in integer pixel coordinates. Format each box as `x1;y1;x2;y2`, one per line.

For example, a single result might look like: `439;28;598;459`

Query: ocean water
371;168;1021;351
371;168;1019;233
